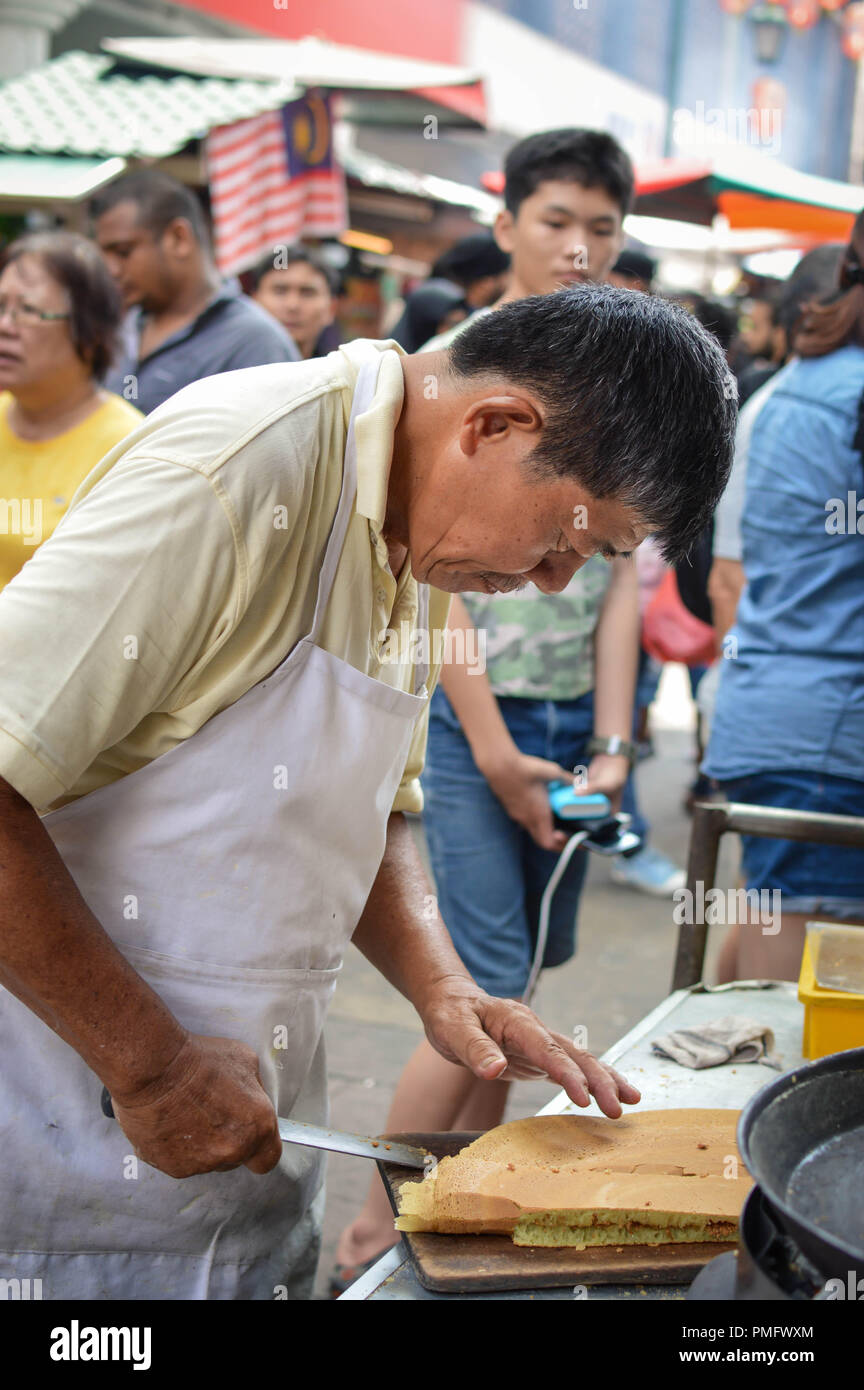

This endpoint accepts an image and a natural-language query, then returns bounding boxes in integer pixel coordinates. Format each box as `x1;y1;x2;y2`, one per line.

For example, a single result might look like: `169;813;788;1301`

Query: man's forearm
708;557;744;648
0;776;188;1099
352;811;474;1015
593;558;639;737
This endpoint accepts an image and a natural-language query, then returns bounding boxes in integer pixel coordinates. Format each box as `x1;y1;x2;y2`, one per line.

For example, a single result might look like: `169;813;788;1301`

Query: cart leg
671;802;727;990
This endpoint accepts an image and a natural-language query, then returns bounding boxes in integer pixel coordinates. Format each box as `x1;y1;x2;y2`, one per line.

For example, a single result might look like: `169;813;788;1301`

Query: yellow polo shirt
0;340;450;815
0;391;143;591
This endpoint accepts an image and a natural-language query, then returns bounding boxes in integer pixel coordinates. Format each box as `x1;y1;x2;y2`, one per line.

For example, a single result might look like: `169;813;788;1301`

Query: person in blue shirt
705;210;864;982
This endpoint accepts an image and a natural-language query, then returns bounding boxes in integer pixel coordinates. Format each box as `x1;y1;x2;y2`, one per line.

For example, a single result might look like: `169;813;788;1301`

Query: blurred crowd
1;126;862;1292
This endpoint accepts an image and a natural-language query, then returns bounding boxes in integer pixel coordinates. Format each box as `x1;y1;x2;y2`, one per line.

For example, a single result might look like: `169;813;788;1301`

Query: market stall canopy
635;151;863;240
102;35;486;127
483;150;863;241
0;155;126;205
0;50;492;219
0;51;298;160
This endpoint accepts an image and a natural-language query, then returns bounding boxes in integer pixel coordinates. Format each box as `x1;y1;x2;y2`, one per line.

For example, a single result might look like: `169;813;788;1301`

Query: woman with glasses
0;230;142;590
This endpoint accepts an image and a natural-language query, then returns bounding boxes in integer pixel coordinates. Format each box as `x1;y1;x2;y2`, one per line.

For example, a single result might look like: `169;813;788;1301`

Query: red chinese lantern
787;0;821;26
843;1;864;56
752;76;788;113
820;0;848;12
718;0;755;12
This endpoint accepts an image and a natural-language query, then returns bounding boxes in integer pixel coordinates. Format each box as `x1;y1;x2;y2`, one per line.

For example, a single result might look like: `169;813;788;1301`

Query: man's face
495;179;625;297
466;272;509;308
405;402;649;595
95;201;174;312
253;262;335;357
606;269;651;294
738;299;776;358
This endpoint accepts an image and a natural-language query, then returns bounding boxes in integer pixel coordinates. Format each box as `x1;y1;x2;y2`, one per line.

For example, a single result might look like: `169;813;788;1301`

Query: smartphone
547;782;612;822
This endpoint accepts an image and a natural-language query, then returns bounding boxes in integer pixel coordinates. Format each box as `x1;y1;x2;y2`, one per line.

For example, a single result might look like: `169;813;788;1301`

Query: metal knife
277;1117;429;1169
101;1085;428;1168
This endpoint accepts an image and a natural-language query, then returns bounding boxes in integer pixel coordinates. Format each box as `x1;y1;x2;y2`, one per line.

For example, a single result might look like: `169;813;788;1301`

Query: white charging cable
521;829;590;1006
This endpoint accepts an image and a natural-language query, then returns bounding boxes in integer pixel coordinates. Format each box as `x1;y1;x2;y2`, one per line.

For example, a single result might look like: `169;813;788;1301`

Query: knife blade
277;1117;429;1169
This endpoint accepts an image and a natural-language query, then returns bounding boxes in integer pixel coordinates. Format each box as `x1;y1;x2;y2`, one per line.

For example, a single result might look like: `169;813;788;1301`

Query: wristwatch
587;735;638;765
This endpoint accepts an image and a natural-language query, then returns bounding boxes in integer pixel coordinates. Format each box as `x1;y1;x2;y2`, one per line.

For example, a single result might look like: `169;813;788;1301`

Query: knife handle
100;1085;115;1119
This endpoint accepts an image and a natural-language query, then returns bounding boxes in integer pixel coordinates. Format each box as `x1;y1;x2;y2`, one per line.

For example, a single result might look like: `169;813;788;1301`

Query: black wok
738;1047;864;1282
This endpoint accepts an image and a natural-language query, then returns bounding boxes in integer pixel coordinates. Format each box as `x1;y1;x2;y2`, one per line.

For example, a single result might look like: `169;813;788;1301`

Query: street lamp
719;0;864;63
749;4;789;61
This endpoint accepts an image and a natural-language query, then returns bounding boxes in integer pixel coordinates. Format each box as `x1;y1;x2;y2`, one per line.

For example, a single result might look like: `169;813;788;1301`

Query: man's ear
494;207;516;256
164;218;196;260
458;395;543;457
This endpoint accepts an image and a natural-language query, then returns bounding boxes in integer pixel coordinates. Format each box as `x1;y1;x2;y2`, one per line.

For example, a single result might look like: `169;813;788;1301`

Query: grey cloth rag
652;1014;780;1069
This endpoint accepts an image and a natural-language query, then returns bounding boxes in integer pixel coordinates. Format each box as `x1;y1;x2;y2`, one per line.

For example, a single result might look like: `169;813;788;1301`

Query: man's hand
583;752;630;814
109;1034;282;1179
419;975;641;1119
480;750;575;852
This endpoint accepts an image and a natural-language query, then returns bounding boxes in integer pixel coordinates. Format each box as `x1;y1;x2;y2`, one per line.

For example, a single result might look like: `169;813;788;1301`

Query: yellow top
0;390;142;591
0;340;450;814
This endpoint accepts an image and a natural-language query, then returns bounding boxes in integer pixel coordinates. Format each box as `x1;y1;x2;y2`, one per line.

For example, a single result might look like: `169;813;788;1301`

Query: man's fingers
570;1054;643;1118
244;1121;283;1175
428;995;641;1119
483;1007;592;1105
478;1006;641;1116
528;799;566;851
602;1062;642;1104
445;1016;509;1080
533;759;575;785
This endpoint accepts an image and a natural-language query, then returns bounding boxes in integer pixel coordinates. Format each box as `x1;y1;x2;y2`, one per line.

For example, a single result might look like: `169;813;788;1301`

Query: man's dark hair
3;230;122;379
247;246;338;295
748;281;784;324
90;170;210;246
793;210;864;358
612;249;657;287
503;128;634;219
447;285;736;563
777;243;845;338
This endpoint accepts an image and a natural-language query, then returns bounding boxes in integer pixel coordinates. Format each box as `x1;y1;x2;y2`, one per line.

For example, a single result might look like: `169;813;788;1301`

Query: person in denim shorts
705;212;864;980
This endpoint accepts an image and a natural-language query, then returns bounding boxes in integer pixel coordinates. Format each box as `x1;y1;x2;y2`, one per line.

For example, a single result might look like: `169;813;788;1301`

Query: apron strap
308;355;432;701
413;580;430;696
306;358;379;646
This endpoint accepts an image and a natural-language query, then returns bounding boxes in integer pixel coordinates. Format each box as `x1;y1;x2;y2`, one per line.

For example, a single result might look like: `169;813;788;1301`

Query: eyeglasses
0;298;71;326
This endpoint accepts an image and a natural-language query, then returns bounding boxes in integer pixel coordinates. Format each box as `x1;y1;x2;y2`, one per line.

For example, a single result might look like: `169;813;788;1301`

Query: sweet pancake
395;1110;751;1248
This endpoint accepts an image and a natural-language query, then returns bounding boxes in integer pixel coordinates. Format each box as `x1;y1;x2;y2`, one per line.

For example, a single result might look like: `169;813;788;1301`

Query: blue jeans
719;770;864;920
421;687;594;997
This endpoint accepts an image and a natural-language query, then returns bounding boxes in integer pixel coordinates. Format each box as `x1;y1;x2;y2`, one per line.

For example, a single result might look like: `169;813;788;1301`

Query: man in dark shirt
92;171;298;414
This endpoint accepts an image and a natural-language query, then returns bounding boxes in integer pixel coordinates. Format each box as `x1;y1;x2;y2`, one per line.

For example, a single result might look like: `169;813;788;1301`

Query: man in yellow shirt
0;286;735;1299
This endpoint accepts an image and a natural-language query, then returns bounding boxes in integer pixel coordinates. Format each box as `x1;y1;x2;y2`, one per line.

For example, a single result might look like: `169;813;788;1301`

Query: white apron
0;359;429;1300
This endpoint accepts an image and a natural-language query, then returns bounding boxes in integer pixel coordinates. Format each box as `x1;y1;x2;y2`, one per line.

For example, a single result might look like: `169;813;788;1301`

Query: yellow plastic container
799;937;864;1060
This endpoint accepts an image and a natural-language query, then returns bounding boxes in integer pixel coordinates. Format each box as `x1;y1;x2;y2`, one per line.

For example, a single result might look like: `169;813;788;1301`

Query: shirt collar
130;281;239;357
338;340;406;528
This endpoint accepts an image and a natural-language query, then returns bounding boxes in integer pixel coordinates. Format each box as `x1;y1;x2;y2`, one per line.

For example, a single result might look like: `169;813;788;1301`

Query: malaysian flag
206;91;348;276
